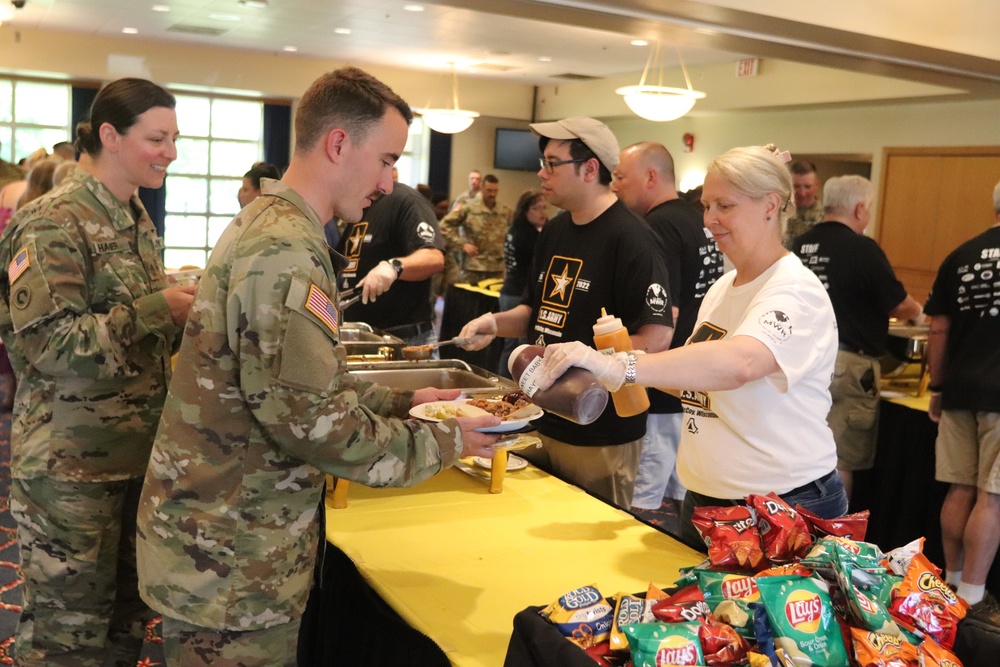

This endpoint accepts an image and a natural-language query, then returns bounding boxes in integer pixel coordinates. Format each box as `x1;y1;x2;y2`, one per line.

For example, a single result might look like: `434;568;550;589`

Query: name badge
92;240;125;254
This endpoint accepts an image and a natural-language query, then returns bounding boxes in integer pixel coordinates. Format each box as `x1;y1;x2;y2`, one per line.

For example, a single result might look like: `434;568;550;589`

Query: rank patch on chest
8;247;29;284
304;284;339;335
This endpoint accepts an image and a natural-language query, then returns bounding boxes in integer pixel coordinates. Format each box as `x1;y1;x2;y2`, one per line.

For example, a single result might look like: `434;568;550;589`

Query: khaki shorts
935;410;1000;493
827;350;880;471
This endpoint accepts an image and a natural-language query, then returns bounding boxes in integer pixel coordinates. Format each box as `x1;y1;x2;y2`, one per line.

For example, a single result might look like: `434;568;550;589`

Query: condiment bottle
592;308;649;418
508;344;608;425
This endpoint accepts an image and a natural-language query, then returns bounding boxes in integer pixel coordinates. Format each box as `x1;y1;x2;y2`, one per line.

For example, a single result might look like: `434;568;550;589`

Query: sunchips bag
755;574;850;667
539;584;614;648
621;622;705;667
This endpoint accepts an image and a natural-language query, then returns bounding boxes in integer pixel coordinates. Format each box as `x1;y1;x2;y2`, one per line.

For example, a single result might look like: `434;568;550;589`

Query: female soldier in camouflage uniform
0;78;197;666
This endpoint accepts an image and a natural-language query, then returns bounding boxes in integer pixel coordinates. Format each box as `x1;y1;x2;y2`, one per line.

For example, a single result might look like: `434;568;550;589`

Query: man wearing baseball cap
459;117;674;509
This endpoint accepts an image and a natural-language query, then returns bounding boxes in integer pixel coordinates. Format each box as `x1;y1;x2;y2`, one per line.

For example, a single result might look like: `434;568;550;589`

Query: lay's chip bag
621;621;705;667
539;584;614;648
755;574;850;667
695;569;759;640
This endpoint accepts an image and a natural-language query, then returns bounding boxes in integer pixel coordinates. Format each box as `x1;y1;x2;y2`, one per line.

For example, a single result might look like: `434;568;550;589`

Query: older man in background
612;141;723;517
440;173;511;284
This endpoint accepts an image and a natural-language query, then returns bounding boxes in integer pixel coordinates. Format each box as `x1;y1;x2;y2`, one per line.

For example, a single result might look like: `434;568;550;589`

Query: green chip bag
756;574;850;667
695;569;758;640
621;622;705;667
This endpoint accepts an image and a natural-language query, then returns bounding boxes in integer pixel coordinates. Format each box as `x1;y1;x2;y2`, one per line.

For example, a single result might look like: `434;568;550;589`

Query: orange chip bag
747;493;813;564
850;627;918;667
691;505;765;572
889;553;968;650
918;638;964;667
646;583;670;601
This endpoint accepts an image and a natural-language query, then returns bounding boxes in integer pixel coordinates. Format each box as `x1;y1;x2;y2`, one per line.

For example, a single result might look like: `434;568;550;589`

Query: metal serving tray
339;323;404;360
346;359;517;397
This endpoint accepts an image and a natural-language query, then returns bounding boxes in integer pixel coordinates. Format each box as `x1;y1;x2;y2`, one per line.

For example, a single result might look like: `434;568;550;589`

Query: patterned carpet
0;390;166;666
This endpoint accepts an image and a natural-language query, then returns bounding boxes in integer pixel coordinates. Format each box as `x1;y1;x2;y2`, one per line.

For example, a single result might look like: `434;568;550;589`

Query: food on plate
467;396;534;419
419;403;485;420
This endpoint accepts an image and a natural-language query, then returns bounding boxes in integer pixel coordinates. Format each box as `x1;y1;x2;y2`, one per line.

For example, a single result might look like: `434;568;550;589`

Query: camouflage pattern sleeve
4;217;176;380
438;205;467;251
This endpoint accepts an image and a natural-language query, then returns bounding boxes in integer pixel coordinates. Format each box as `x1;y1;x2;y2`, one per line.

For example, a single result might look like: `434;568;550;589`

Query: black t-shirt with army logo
337;183;444;329
521;198;673;446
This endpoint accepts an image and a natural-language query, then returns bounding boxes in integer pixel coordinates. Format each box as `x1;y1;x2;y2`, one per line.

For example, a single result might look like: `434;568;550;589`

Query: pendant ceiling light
616;42;705;122
417;64;480;134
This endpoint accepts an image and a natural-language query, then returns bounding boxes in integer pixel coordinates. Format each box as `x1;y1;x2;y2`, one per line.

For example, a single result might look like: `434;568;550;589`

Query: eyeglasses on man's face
539;157;587;174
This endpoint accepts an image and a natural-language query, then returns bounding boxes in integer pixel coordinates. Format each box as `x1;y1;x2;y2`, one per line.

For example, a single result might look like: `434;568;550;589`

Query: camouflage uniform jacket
784;200;825;248
136;180;465;632
0;169;180;481
440;198;512;274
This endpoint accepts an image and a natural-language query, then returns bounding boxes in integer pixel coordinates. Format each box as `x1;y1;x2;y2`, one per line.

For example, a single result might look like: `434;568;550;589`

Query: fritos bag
747;493;813;564
889;553;968;650
755;574;850;667
539;584;614;648
692;505;765;572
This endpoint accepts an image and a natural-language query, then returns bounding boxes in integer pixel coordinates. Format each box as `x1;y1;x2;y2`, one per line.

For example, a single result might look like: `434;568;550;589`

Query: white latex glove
457;312;497;350
358;260;398;304
537;341;627;392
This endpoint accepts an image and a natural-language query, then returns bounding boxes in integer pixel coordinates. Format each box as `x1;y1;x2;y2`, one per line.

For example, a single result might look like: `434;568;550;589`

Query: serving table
309;463;702;666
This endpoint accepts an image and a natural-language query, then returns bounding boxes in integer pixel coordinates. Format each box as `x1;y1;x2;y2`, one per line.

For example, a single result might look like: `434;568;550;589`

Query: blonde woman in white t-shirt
536;144;846;549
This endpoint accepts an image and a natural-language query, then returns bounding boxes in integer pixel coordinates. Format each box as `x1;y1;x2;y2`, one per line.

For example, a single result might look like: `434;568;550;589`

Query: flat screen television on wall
493;128;541;172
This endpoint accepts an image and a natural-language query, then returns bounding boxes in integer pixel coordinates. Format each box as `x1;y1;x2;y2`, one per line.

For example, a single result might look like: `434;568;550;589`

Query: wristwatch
388;258;404;277
623;352;638;386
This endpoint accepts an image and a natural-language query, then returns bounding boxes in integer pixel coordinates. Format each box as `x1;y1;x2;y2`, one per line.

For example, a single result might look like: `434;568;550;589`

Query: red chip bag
651;584;712;623
699;616;750;665
691;505;765;572
796;505;870;541
889;553;968;650
747;493;813;564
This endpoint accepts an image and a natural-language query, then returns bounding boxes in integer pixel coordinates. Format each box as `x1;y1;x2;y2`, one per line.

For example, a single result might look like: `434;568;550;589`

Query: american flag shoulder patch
8;247;30;285
304;284;339;335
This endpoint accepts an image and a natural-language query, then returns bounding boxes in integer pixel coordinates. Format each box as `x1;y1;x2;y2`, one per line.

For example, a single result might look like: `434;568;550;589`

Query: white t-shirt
676;253;838;499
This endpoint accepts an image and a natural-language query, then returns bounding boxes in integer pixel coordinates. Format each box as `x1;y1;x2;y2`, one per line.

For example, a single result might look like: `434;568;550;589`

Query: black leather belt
838;342;874;357
383;320;434;339
785;469;839;497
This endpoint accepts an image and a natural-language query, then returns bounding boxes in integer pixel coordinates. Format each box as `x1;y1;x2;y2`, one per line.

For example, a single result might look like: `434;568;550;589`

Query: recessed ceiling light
122;27;139;34
239;0;269;7
538;56;552;62
630;39;648;46
283;45;298;52
151;4;170;12
334;27;351;35
403;4;425;11
208;13;241;22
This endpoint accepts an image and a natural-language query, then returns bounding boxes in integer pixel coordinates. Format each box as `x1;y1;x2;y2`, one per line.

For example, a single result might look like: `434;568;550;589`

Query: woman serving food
533;145;847;548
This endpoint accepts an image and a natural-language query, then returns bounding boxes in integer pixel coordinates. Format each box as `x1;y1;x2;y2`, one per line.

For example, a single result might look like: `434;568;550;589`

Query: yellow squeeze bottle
592;308;649;418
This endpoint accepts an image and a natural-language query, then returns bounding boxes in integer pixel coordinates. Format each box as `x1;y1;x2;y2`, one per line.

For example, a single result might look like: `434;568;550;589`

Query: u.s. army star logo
13;285;31;309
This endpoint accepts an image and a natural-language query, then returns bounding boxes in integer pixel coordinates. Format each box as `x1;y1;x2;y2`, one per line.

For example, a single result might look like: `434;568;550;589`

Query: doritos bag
692;505;765;572
747;493;813;564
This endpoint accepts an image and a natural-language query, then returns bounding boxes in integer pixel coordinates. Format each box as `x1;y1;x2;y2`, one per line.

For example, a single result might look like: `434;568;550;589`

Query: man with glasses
458;117;673;509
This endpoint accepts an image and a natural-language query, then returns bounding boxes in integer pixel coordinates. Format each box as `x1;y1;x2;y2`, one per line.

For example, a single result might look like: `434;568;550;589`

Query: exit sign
736;58;759;77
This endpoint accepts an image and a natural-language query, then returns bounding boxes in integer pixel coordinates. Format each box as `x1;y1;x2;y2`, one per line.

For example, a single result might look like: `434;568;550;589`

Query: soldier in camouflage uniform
136;67;499;667
783;159;823;247
440;174;512;284
0;78;197;667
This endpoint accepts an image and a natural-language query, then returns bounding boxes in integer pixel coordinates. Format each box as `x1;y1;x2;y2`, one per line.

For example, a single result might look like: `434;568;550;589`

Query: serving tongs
400;335;485;360
337;286;362;311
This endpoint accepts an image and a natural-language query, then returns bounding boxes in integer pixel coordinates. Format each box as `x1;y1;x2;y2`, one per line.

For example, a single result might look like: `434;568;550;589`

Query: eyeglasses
539;157;587;174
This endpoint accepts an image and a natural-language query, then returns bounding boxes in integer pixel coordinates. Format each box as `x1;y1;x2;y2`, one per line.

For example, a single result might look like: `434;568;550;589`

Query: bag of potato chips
747;493;813;564
692;505;766;572
850;627;918;667
621;622;705;667
539;584;614;648
755;574;850;667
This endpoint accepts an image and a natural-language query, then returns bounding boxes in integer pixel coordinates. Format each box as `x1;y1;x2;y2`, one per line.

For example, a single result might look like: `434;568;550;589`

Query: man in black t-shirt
793;175;922;500
612;141;724;514
924;179;1000;621
457;117;674;509
337;182;445;345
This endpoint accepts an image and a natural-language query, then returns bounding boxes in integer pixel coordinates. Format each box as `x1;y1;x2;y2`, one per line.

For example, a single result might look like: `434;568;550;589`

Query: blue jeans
632;413;685;510
677;470;848;552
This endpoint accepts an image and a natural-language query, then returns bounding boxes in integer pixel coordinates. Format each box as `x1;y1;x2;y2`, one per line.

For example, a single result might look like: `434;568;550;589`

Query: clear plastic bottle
592;308;650;418
508;344;609;425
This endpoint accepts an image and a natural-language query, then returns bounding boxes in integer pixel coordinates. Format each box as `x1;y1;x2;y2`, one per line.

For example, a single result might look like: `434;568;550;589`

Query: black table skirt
439;283;504;375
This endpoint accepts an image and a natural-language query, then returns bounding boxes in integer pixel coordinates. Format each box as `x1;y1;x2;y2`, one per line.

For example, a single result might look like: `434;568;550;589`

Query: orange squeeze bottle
593;308;649;418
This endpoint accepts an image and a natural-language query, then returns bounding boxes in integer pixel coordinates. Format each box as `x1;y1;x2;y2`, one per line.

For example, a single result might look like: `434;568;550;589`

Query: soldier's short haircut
294;67;413;152
75;78;176;157
483;174;499;185
790;160;817;176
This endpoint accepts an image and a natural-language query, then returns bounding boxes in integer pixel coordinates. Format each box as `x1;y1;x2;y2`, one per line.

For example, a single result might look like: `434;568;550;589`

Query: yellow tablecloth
325;464;702;667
